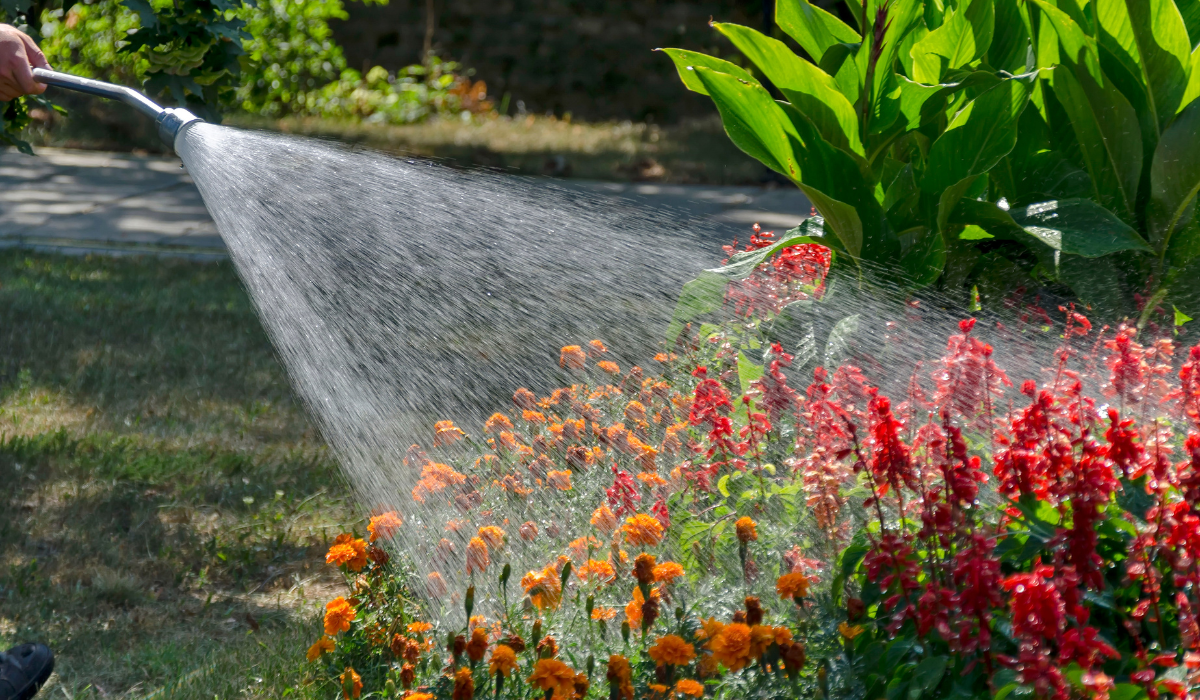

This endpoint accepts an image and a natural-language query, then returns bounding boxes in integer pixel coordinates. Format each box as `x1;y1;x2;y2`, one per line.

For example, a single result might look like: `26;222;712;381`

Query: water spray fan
32;68;202;150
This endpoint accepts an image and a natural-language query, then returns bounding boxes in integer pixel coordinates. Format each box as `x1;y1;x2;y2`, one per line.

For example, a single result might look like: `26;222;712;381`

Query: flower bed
304;230;1200;700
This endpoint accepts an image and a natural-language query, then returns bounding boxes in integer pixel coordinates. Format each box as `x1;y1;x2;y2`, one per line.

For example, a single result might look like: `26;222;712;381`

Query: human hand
0;24;49;102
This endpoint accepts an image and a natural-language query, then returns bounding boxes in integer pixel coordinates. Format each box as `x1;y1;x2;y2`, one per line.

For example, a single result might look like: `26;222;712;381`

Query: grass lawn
0;251;356;699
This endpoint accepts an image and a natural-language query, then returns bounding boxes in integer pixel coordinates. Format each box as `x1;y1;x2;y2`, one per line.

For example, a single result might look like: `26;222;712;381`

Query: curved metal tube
32;67;203;149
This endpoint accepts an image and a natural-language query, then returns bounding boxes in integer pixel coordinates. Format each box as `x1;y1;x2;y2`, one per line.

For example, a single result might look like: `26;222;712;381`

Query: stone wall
330;0;770;123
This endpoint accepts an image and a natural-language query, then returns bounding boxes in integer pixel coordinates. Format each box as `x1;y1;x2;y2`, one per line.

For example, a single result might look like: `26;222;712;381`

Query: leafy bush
296;228;1200;699
663;0;1200;322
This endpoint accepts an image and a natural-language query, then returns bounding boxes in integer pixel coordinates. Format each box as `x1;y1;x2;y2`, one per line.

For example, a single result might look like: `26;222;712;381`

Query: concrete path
0;147;811;258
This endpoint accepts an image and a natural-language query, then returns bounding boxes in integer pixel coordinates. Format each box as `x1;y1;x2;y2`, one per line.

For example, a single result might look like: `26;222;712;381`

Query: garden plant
303;229;1200;699
663;0;1200;324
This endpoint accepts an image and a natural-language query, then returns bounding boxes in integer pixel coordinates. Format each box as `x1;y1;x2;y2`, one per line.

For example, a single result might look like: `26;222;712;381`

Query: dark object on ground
0;644;55;700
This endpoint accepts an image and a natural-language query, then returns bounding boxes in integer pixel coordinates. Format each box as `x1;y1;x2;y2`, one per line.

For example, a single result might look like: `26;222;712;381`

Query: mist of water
176;122;1068;622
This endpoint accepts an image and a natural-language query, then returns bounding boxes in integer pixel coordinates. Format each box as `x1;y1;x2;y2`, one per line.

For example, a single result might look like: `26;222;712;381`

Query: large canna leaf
988;0;1031;72
1030;0;1104;83
776;0;861;64
922;77;1031;227
1009;198;1152;256
1149;97;1200;251
713;23;864;155
1183;46;1200;109
692;67;871;259
692;66;801;178
1048;64;1144;223
658;49;758;96
909;0;996;84
1094;0;1191;134
1178;0;1200;46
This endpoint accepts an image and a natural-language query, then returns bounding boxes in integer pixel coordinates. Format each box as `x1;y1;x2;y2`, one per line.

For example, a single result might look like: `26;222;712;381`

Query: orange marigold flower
513;387;538;410
772;626;794;647
426;571;447;598
452;667;474;700
735;517;758;544
654;352;677;363
466;627;489;662
547;470;573;491
710;623;753;671
340;667;362;699
560;346;587;370
400;663;416;688
638;472;667;487
622;513;664;547
497;430;522;451
326;534;368;571
591;505;618;534
592;605;618;621
776;572;810;601
649;684;669;696
523;409;547;423
624;585;660;626
478;525;506;549
696;617;725;643
648;635;696;666
598;360;620;374
407;621;433;634
519;521;539;540
466;537;490;574
528;658;577;700
484;412;514;433
749;625;775;659
578;559;616;584
521;565;562;611
567;536;601;561
324;597;356;635
624;401;647;423
674;679;705;697
637;445;658;471
306;636;335;661
406;694;434;700
838;622;864;640
412;463;467;503
433;419;466;446
697;654;719;678
606;655;634;700
653;561;685;584
634;553;657;585
588;339;608;358
367;512;403;542
490;644;519;677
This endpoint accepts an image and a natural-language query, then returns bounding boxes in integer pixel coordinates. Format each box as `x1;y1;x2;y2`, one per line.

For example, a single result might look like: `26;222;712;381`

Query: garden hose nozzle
32;68;203;150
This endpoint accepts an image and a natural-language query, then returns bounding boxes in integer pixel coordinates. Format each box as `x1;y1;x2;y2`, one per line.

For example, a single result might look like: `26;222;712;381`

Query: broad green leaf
693;67;799;178
714;23;864;154
823;42;865;106
1183;46;1200;109
898;226;947;286
909;0;995;84
824;313;860;367
1030;0;1104;83
1178;0;1200;46
988;0;1030;71
737;352;765;393
1095;0;1191;133
871;0;925;97
776;0;861;64
922;77;1030;195
1177;306;1194;325
1149;97;1200;251
712;232;832;278
1048;64;1144;222
960;224;994;239
911;656;949;695
658;49;758;96
1009;198;1153;255
1109;684;1150;700
665;271;726;341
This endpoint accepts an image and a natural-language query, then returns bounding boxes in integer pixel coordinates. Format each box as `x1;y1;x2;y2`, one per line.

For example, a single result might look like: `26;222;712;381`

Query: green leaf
717;474;732;498
988;0;1031;71
665;272;727;342
776;0;861;64
1149;97;1200;253
1177;305;1194;325
713;232;832;278
909;0;995;84
1109;684;1150;700
1009;198;1152;256
1094;0;1191;132
1030;0;1104;83
1047;64;1144;222
922;77;1031;204
911;656;949;696
960;224;994;239
737;351;764;394
694;67;800;178
1183;45;1200;110
658;49;759;96
825;313;860;367
715;23;864;154
899;226;948;286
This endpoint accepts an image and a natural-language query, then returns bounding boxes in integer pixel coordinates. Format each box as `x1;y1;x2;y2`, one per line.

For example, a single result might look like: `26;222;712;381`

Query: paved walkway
0;147;811;258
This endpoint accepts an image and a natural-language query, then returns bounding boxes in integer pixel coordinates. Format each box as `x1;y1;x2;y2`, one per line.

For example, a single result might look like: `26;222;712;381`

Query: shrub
663;0;1200;322
303;229;1200;699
